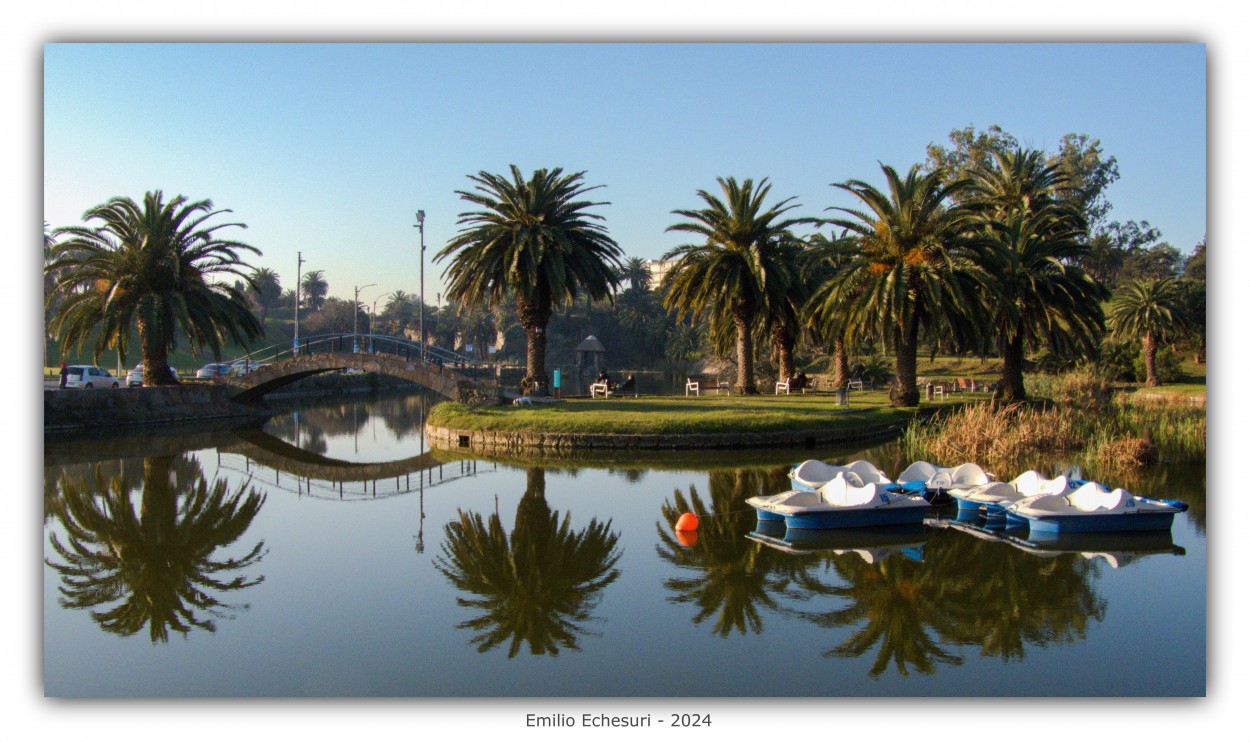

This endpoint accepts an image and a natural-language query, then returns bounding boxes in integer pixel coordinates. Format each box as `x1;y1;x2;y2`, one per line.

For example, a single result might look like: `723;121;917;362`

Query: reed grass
903;381;1205;472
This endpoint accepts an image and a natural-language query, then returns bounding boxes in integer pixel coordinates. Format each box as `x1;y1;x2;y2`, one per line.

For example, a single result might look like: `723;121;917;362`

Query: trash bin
836;387;849;406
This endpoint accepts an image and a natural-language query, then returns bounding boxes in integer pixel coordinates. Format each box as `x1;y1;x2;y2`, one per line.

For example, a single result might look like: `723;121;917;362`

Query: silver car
64;365;120;389
196;363;232;380
125;363;179;387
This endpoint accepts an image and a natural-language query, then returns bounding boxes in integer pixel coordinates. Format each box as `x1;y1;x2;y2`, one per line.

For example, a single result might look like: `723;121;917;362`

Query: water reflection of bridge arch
217;427;495;502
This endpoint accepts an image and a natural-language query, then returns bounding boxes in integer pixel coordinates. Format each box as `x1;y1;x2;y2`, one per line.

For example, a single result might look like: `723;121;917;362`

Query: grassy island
427;390;967;439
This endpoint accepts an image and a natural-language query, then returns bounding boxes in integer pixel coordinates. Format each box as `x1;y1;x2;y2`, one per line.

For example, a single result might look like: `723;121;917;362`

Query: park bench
686;375;730;396
590;381;611;398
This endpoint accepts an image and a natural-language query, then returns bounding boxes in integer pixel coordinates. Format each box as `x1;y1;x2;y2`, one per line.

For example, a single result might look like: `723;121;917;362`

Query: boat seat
1067;483;1128;512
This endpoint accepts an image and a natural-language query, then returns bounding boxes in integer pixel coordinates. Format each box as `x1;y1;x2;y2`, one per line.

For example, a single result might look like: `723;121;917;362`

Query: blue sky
44;42;1206;306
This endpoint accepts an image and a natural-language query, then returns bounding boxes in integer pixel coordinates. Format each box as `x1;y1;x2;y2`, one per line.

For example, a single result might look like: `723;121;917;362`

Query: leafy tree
823;164;986;406
437;166;624;394
925;124;1020;191
248;267;282;324
1183;237;1206;282
1108;277;1189;387
1047;132;1121;231
46;191;263;385
301;270;329;312
663;177;814;394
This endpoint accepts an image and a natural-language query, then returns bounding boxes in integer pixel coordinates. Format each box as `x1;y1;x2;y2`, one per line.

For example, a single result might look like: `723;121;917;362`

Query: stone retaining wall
425;417;915;454
45;385;268;432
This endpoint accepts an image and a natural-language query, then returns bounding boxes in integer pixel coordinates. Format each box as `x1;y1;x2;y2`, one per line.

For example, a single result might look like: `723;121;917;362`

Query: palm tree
301;270;329;312
1108;277;1188;387
248;266;282;325
46;191;263;385
968;150;1109;402
823;164;985;406
436;166;624;394
620;256;652;292
663;177;815;394
805;231;861;388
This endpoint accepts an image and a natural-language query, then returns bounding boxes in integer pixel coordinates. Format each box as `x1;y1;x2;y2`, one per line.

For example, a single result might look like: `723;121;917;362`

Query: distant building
645;259;677;290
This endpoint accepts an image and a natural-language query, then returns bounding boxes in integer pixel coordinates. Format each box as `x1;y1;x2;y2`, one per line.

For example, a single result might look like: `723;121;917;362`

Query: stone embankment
45;385;268;433
425;417;914;454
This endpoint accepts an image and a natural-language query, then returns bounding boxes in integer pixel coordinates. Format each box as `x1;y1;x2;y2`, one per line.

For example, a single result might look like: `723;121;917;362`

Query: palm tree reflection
656;468;810;636
792;525;1107;676
45;454;268;643
435;467;622;657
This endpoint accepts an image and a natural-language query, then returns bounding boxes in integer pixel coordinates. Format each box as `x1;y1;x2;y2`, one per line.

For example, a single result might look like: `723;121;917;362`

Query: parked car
65;365;120;389
196;363;232;380
125;363;180;387
228;359;260;376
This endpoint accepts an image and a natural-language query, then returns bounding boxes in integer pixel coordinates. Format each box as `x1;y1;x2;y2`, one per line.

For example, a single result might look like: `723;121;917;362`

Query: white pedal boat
788;459;892;490
952;470;1080;517
748;471;931;530
896;461;995;504
1003;482;1188;534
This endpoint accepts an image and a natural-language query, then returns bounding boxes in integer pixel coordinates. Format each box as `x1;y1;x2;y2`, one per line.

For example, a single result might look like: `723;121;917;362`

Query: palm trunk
771;324;795;384
890;316;920;407
1143;332;1160;387
137;314;177;386
831;336;851;388
733;309;757;394
518;293;551;395
994;321;1028;404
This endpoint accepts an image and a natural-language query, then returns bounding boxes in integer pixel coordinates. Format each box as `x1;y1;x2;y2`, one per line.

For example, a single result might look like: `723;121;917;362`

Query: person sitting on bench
617;374;636;393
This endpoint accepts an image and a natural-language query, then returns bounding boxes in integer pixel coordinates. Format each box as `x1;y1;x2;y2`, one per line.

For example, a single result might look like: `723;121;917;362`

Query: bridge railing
230;334;500;383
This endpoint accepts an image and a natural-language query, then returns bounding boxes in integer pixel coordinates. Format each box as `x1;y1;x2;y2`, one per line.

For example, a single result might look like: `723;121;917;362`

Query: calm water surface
42;392;1206;697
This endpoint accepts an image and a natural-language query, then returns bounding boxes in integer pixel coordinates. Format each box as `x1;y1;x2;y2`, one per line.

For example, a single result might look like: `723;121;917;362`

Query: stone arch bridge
223;335;491;403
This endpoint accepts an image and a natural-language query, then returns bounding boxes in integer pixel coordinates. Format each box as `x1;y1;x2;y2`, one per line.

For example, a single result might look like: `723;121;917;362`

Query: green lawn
427;390;978;437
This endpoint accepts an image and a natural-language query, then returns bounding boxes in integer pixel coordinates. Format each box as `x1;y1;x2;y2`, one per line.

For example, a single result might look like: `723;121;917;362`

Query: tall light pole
415;210;425;361
370;293;385;353
293;251;304;356
353;283;375;352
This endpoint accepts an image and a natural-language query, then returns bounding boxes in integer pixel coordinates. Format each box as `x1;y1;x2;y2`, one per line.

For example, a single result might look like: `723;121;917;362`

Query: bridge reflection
215;426;496;502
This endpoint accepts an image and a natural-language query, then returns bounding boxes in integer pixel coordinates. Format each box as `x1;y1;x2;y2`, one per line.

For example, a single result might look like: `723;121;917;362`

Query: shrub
1133;346;1183;384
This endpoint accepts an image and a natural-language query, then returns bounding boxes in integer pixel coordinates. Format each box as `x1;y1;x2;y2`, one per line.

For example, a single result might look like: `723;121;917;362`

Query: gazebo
574;335;607;392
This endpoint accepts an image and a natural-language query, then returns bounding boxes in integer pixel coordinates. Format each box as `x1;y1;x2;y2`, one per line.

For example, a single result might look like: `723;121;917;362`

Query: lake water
42;391;1206;697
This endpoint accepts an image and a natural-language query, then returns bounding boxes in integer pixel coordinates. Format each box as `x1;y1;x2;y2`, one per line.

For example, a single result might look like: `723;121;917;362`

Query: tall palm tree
301;270;329;312
46;191;263;385
805;231;861;388
436;166;624;394
248;266;282;325
1108;277;1188;387
968;150;1108;402
823;164;985;406
663;177;815;394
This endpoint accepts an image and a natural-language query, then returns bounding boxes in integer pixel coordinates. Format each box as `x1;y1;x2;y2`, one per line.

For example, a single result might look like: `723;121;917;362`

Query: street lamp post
353;283;375;352
370;293;385;353
415;210;425;361
293;252;304;356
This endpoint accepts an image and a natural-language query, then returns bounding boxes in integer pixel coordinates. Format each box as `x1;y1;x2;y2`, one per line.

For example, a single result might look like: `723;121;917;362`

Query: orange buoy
675;512;699;531
676;529;699;548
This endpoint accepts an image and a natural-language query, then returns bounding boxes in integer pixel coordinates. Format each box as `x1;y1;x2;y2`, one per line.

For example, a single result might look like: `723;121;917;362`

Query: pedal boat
897;461;994;504
952;470;1079;517
788;459;892;491
748;471;931;530
1003;482;1188;534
